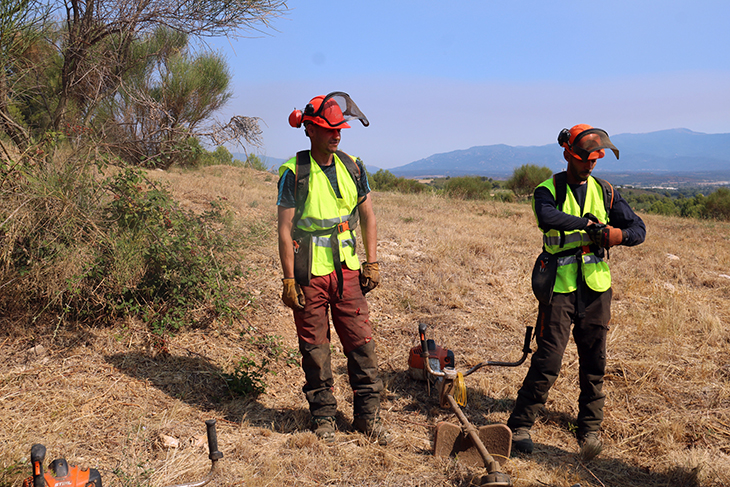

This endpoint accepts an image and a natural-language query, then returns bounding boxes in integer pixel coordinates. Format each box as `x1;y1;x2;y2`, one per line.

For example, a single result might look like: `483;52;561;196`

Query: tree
506;164;552;197
96;27;246;167
50;0;287;132
703;188;730;220
0;0;50;149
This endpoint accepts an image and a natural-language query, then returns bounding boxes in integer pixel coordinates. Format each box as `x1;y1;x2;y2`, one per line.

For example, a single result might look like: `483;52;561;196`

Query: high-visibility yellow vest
534;176;612;293
280;152;361;276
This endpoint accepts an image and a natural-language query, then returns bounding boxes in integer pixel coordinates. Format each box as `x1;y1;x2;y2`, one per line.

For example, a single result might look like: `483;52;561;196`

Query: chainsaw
22;420;223;487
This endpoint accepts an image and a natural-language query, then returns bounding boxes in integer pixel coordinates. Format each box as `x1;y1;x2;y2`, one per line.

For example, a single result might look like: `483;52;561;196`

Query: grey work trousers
507;288;612;438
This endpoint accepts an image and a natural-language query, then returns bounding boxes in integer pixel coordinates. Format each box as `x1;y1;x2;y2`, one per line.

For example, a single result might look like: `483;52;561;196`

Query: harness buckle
293;240;300;254
337;221;351;233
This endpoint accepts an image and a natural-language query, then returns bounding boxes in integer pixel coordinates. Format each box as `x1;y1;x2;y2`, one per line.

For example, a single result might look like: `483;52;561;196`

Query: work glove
359;261;380;294
585;224;624;248
282;278;305;310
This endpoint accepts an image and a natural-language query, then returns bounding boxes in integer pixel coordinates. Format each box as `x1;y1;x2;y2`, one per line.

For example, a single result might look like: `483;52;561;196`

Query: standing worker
508;124;646;460
277;92;389;445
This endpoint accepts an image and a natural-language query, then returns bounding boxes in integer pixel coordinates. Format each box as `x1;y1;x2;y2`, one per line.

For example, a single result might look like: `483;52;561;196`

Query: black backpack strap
293;150;312;231
553;171;568;248
593;176;615;216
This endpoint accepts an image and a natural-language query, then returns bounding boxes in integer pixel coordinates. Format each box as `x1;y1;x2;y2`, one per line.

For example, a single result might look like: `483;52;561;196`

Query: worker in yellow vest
277;92;389;445
508;124;646;460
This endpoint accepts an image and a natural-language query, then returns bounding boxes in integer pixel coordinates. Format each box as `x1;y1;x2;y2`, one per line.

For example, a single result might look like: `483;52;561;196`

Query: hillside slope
2;165;729;487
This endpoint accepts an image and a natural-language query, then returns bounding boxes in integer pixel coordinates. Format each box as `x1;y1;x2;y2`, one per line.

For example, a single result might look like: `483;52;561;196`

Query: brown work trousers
507;288;611;438
294;267;383;418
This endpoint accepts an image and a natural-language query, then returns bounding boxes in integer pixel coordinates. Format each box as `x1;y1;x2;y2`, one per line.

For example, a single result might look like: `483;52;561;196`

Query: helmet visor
306;92;369;128
571;128;619;161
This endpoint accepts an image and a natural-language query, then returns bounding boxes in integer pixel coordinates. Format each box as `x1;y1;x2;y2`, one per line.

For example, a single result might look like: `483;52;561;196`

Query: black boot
300;341;337;418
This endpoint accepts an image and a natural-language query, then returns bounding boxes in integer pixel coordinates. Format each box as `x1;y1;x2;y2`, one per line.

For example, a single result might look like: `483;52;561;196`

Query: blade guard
408;339;455;380
434;422;512;468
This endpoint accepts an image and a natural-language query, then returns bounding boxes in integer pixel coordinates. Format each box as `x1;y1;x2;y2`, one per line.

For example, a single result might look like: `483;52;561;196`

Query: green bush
94;168;243;334
506;164;553;197
703;188;730;220
442;176;493;200
369;169;428;193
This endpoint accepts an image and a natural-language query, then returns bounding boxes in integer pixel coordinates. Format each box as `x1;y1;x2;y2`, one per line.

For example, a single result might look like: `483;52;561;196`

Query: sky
205;0;730;169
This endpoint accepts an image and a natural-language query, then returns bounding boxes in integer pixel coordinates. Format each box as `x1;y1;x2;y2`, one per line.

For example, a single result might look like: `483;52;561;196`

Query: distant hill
232;153;382;174
388;129;730;180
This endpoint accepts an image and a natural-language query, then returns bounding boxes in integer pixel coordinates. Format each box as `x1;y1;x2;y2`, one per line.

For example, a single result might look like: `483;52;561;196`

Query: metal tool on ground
412;323;533;487
22;420;223;487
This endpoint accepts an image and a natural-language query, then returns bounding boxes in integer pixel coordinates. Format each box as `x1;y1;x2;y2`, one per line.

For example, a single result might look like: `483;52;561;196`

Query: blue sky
207;1;730;169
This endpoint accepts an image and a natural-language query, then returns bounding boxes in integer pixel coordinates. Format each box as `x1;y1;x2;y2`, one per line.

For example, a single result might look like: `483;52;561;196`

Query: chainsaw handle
30;444;46;487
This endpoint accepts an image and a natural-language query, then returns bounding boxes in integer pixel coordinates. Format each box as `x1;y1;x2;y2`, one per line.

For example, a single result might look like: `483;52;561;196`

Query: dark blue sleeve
277;168;296;208
533;186;590;232
608;189;646;246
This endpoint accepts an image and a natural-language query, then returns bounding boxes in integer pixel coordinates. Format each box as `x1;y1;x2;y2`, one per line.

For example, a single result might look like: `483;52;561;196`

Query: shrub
703;188;730;220
506;164;552;197
369;169;428;193
94;168;243;334
442;176;493;200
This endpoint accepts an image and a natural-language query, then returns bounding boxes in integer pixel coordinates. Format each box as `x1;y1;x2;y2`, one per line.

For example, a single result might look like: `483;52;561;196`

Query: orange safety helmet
558;124;619;161
289;92;369;130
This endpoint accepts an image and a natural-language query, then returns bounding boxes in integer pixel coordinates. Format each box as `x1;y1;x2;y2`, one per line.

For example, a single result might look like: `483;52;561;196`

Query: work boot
578;431;603;461
511;427;534;454
311;416;336;442
353;417;391;446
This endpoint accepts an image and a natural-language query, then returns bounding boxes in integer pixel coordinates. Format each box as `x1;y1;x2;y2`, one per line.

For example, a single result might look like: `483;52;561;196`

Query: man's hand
586;224;623;248
282;278;305;310
359;262;380;294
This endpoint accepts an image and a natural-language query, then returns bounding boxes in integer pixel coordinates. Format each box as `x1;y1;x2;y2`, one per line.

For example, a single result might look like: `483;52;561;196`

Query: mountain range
387;129;730;181
238;129;730;185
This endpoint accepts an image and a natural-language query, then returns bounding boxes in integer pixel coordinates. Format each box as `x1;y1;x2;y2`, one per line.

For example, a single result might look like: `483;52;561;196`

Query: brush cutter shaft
445;395;500;472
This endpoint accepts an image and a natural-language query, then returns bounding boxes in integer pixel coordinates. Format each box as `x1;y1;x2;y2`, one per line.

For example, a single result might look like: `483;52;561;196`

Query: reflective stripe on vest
535;176;612;293
281;153;360;276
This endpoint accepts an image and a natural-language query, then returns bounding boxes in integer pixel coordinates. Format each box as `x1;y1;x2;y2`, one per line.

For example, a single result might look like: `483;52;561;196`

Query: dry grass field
2;165;730;487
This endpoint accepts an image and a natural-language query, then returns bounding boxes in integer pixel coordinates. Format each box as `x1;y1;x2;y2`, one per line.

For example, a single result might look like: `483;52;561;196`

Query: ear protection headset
557;128;571;147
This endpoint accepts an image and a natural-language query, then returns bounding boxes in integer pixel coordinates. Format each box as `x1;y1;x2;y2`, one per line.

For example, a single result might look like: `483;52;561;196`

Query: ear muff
289;109;303;128
557;128;571;147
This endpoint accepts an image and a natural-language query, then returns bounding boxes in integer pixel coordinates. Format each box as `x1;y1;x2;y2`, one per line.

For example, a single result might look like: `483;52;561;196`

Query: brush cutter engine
22;445;102;487
23;420;224;487
408;339;455;380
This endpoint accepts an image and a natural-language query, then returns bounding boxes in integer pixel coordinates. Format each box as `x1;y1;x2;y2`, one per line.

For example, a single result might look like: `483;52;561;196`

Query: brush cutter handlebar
165;420;223;487
418;323;533;379
463;326;533;376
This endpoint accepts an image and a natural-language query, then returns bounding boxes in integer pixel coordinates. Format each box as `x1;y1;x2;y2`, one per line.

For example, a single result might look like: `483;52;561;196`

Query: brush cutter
23;420;223;487
410;323;533;487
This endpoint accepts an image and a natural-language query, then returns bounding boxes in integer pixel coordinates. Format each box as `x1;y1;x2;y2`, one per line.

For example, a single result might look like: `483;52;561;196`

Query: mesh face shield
301;92;369;129
566;128;619;161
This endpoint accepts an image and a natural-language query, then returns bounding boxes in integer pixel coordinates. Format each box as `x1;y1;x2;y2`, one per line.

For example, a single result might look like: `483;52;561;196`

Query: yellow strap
454;372;467;407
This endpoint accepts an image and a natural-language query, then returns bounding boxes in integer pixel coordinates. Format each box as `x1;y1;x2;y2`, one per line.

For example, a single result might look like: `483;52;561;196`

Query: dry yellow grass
2;165;730;487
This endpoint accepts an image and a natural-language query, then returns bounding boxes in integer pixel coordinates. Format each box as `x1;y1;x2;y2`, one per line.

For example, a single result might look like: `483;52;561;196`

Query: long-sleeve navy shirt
533;180;646;247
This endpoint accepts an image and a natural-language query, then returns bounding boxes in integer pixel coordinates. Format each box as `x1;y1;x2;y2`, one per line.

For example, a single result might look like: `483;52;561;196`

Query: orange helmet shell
301;95;351;129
